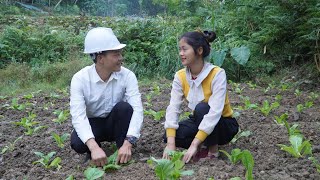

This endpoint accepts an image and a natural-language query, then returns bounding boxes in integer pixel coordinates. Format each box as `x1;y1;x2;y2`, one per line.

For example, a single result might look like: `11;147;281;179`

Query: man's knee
113;101;133;113
71;131;88;154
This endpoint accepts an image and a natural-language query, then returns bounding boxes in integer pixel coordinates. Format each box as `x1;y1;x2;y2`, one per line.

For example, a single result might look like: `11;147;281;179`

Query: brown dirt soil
0;80;319;180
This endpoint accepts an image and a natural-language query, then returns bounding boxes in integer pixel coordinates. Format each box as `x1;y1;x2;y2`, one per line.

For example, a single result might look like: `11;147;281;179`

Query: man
70;27;143;167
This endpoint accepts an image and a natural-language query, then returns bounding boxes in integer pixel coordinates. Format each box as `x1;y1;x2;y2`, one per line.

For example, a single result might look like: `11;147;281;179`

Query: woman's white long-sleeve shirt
164;62;229;141
70;64;143;144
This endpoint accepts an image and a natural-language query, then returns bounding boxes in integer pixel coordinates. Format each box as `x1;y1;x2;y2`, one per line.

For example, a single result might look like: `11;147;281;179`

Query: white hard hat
84;27;126;54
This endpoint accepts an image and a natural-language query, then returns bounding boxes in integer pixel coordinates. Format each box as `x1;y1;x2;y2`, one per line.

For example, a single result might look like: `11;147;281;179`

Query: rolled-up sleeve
124;72;144;138
70;75;94;144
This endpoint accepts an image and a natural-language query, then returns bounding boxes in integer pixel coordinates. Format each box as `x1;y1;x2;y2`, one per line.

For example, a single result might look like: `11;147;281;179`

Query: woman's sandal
207;152;220;159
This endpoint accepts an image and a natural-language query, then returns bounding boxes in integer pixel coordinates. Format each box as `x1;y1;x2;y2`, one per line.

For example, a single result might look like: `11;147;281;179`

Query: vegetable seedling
278;135;312;158
1;135;23;154
259;100;279;117
52;132;70;148
33;151;62;170
52;110;70;124
84;167;104;180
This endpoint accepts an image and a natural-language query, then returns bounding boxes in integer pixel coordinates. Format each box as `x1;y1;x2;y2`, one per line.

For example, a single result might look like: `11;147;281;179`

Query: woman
163;30;239;163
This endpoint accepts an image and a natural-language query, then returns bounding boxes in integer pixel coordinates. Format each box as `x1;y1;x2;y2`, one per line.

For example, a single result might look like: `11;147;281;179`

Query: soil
0;79;319;180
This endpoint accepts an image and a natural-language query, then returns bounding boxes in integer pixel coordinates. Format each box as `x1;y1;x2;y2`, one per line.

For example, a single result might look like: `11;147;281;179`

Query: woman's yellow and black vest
176;67;233;117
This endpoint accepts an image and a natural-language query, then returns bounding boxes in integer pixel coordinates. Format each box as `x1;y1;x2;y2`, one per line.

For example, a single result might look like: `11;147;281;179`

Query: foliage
231;129;252;144
219;148;254;180
296;101;313;113
148;150;194;180
219;148;243;164
144;109;165;121
278;135;312;158
274;113;288;126
103;150;121;171
259;100;280;117
13;112;48;135
33;151;62;170
52;109;70;125
1;135;23;154
52;132;70;148
309;157;320;173
84;167;104;180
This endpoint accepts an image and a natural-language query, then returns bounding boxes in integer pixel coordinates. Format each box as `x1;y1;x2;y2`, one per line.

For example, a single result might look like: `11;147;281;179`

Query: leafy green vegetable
259;100;279;117
1;135;23;154
231;130;252;144
148;151;193;180
278;135;312;158
144;109;165;121
33;151;62;170
274;113;288;125
219;148;242;164
52;132;70;148
84;167;104;180
52;110;70;124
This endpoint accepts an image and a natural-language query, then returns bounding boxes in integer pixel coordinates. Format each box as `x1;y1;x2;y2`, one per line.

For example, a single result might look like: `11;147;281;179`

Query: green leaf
49;157;62;170
84;167;105;180
211;48;227;66
180;170;194;176
65;175;74;180
230;46;250;65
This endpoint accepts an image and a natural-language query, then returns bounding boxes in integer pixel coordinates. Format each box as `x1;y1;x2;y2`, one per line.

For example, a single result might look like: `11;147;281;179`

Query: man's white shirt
70;64;143;143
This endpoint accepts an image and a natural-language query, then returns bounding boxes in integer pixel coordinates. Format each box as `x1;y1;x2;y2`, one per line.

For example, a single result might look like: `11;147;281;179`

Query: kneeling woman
163;30;239;163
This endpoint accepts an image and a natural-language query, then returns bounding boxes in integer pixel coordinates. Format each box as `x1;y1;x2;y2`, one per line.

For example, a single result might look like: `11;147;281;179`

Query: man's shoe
83;153;91;163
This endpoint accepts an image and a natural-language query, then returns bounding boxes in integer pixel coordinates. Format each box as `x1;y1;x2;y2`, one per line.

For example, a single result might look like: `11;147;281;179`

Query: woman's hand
162;137;176;159
183;138;201;163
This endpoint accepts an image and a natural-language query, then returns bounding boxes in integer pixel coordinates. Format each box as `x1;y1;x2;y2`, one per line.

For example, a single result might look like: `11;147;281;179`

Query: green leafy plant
308;92;319;101
148;151;194;180
103;150;121;171
241;150;254;180
52;110;70;124
179;112;192;121
13;112;47;135
52;132;70;148
144;109;165;121
4;98;26;110
23;93;34;99
274;113;288;126
280;83;290;91
296;101;313;113
259;100;280;117
84;167;104;180
219;148;243;164
246;81;257;89
239;96;258;110
65;175;74;180
278;135;312;158
275;94;282;102
294;89;302;97
308;157;320;173
33;151;62;170
219;149;254;180
1;135;23;154
231;130;252;144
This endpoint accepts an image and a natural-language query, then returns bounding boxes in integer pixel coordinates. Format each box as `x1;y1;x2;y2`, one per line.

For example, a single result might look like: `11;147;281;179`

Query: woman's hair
180;30;216;58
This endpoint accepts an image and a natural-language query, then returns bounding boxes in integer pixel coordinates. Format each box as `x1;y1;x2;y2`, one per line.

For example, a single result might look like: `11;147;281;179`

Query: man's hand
162;136;176;159
86;138;107;167
183;138;201;163
117;140;132;164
